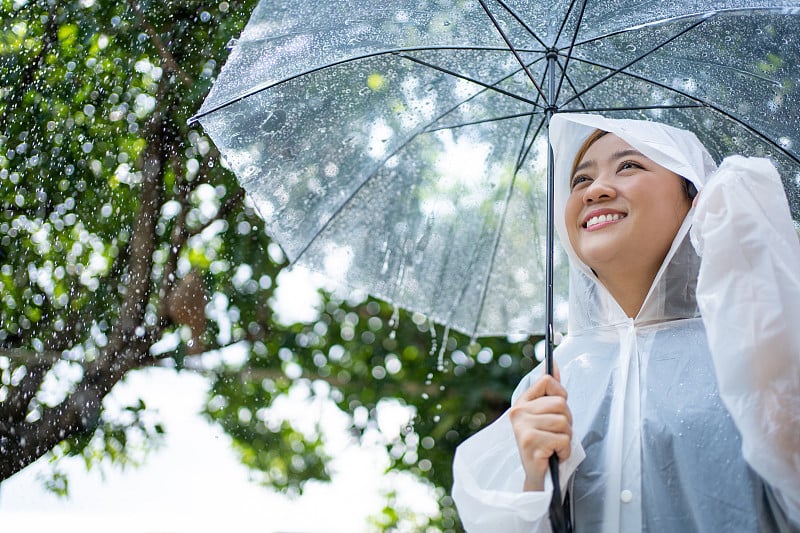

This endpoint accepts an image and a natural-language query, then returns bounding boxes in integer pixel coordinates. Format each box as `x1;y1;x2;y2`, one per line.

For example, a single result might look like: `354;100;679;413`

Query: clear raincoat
452;114;800;532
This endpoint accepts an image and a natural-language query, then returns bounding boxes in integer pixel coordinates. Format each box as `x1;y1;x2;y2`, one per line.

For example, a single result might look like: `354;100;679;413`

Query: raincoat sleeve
452;372;586;533
690;155;800;525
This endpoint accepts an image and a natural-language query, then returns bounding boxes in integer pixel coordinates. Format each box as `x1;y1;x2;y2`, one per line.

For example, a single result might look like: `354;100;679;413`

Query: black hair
682;178;698;201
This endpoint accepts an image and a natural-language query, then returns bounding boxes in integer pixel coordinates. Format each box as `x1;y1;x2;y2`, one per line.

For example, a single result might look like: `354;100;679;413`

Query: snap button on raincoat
451;114;800;532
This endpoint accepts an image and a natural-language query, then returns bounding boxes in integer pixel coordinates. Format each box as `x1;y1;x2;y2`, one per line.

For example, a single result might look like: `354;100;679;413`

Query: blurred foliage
0;1;534;530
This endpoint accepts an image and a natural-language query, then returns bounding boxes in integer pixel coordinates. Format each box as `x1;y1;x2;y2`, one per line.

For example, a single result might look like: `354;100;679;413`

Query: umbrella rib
515;115;547;174
425;111;541;133
514;111;540;172
477;0;548;102
288;129;425;266
561;15;710;108
289;65;544;267
491;0;549;50
439;212;495;337
664;56;782;87
470;115;547;335
566;7;788;50
565;55;800;166
413;53;548;134
560;104;704;112
190;45;545;123
397;53;544;108
558;66;589;110
553;0;579;46
555;0;588;103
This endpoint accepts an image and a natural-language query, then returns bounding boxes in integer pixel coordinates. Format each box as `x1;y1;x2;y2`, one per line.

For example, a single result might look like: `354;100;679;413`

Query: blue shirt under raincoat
452;114;800;532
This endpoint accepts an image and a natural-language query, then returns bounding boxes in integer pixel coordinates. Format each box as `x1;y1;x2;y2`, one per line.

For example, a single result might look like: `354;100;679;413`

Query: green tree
0;1;532;530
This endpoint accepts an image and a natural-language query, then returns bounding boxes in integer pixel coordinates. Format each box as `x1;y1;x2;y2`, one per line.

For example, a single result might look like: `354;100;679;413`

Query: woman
452;113;800;532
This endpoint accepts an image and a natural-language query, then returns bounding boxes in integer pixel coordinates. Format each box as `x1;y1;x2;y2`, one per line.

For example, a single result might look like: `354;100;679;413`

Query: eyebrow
573;149;647;175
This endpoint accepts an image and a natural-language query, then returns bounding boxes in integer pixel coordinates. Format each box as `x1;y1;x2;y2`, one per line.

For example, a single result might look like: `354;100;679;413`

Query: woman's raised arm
691;155;800;525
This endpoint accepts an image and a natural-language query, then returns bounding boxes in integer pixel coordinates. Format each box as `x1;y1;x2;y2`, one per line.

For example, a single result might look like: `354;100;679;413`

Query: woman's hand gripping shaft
510;363;574;492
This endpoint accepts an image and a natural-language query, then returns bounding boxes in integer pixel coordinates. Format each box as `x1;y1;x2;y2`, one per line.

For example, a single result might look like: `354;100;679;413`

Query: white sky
0;268;437;533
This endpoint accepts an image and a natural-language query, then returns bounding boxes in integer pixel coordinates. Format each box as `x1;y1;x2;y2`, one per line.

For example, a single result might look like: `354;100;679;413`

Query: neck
595;263;659;318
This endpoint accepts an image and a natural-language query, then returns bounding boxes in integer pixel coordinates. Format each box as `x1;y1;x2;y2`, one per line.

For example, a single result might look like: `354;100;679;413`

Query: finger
518;412;572;435
555;435;573;463
510;397;573;426
517;429;572;464
516;374;568;403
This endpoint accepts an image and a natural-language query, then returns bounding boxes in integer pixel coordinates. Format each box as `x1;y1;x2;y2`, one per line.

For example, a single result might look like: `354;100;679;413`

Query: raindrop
388;305;400;339
260;109;286;132
433;415;441;422
428;320;437;357
436;324;451;372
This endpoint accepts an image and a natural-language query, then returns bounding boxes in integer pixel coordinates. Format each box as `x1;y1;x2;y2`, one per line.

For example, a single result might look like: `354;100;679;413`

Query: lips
582;210;627;229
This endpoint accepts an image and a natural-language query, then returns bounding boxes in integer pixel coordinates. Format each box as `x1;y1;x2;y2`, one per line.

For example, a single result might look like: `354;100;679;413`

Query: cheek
644;195;691;248
564;198;581;239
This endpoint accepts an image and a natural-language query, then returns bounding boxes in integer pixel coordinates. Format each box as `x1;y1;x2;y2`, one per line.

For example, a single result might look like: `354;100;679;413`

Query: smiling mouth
584;213;626;229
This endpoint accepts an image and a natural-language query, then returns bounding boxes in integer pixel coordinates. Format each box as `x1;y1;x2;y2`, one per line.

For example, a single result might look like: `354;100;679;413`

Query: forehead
580;133;635;162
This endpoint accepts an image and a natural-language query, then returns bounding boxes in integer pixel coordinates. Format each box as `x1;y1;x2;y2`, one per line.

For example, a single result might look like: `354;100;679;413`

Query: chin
574;245;621;272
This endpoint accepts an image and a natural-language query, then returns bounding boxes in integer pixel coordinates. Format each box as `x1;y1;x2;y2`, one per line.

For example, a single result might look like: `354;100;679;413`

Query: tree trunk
0;91;167;481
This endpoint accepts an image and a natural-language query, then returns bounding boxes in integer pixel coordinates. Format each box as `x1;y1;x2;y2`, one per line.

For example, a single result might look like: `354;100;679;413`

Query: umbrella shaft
545;48;572;533
545;48;558;377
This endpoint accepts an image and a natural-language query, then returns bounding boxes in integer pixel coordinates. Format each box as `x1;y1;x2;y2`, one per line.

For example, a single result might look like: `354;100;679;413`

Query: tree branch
127;0;194;87
0;78;170;481
156;151;192;325
0;3;58;133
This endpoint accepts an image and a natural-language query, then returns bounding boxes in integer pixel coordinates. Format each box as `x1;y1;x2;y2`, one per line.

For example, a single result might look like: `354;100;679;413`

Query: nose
583;175;616;204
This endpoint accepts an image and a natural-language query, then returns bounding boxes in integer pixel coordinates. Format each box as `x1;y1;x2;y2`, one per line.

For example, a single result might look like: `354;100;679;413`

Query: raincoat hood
549;113;718;332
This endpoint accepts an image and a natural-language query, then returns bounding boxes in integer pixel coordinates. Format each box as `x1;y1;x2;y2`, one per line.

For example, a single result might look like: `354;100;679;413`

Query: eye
618;160;643;172
570;175;591;190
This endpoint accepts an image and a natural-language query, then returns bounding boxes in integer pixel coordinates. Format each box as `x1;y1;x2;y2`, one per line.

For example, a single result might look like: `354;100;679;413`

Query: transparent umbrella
191;2;800;530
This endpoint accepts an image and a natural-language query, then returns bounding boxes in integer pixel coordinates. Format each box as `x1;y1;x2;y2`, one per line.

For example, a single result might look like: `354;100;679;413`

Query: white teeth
585;213;625;228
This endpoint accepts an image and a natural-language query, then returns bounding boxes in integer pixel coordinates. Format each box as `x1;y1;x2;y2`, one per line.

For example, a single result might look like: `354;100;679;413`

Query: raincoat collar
549;113;718;332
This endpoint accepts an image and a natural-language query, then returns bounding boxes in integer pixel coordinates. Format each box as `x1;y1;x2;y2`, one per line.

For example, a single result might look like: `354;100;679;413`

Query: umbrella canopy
192;0;800;341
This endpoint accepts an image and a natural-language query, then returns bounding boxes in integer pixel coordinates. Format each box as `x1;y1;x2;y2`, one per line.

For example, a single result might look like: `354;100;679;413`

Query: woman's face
564;133;691;279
